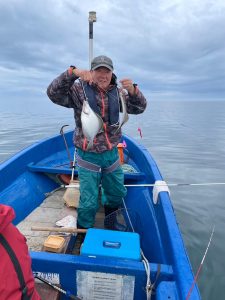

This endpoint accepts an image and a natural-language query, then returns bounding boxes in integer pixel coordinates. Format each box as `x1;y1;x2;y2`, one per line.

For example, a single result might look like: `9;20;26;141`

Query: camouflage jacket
47;70;147;153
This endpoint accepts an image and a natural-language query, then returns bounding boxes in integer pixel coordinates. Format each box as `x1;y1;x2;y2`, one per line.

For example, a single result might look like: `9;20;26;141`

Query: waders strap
76;154;120;174
0;233;32;300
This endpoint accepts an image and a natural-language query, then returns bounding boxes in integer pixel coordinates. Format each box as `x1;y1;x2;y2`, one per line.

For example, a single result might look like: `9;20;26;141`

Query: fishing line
185;225;215;300
121;198;154;300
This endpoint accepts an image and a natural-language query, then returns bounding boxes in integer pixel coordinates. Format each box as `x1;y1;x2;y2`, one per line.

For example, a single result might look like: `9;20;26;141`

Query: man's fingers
120;78;132;83
120;79;133;87
80;71;93;83
119;78;135;95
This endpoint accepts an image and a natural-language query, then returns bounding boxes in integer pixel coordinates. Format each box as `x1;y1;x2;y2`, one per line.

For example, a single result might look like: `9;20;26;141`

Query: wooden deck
20;189;134;298
17;188;104;252
17;188;105;299
35;283;60;300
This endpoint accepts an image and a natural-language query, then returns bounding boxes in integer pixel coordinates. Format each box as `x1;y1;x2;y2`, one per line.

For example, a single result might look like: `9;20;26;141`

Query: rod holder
89;11;97;22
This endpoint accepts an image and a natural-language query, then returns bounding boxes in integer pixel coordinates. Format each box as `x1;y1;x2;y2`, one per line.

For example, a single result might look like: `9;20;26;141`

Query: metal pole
88;11;97;69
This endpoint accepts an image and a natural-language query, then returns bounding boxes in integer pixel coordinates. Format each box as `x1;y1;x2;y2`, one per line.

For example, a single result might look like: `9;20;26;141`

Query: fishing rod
60;125;72;164
185;225;215;300
62;182;225;188
125;182;225;187
34;273;82;300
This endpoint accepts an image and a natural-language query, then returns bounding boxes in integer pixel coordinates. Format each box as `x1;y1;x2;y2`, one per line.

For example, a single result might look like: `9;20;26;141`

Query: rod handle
31;226;87;233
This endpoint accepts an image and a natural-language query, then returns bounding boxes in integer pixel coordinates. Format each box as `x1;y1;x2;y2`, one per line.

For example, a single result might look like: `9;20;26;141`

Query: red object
0;205;41;300
117;143;124;164
58;174;71;184
138;127;143;138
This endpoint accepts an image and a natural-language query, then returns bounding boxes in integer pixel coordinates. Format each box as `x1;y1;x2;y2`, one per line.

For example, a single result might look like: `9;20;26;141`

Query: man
47;55;147;241
0;204;41;300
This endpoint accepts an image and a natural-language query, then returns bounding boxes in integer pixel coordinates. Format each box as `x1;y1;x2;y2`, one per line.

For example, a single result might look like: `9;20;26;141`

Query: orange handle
117;143;124;164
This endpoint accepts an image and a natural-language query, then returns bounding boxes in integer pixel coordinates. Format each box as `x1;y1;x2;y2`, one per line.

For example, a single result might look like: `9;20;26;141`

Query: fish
116;91;129;132
81;99;103;150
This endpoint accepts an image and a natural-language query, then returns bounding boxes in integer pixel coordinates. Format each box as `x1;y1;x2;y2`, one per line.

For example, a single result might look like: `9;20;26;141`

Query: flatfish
81;99;103;150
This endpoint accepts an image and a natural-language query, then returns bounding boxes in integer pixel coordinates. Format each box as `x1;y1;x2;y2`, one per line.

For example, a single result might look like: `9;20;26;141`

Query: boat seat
27;162;76;175
27;163;146;181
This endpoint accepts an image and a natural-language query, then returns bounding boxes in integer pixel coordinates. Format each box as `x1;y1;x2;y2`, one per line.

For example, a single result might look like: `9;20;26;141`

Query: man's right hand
73;69;93;84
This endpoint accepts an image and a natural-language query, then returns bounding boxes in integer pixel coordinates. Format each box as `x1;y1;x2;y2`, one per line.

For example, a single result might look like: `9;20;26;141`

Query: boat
0;129;201;300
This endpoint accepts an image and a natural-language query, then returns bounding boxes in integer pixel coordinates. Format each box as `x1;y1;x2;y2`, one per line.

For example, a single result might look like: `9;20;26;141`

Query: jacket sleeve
125;87;147;114
46;70;79;108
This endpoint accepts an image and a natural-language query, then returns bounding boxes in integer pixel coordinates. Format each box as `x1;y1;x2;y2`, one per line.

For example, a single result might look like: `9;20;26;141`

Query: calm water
1;98;225;299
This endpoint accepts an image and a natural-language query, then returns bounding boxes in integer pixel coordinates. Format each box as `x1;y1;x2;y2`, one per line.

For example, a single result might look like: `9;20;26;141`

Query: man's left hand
120;79;135;95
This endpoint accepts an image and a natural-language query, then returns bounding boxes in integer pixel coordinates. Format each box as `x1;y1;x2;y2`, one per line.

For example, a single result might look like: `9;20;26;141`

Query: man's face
92;67;113;90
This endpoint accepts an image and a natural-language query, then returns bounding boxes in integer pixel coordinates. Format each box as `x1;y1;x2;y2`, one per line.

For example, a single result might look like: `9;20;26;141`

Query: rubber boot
74;223;87;254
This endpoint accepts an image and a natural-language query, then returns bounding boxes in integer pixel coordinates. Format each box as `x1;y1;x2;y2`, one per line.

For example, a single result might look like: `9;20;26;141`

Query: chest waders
76;148;127;229
76;154;120;174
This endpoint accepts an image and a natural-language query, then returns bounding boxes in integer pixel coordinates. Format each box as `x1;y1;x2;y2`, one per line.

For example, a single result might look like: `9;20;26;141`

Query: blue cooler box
81;228;141;261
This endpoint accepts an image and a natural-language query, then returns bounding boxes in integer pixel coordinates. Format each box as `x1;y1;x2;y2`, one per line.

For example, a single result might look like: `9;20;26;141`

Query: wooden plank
17;188;106;255
17;189;77;251
35;282;60;300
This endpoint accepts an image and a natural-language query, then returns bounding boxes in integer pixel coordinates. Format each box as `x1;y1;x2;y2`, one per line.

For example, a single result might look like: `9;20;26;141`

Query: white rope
141;249;152;300
122;198;152;300
122;198;135;233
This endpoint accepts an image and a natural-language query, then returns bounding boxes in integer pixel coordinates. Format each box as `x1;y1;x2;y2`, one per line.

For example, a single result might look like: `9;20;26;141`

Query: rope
122;198;153;300
141;249;152;300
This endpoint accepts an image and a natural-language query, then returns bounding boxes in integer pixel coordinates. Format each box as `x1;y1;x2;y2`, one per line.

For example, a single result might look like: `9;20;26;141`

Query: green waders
77;147;127;228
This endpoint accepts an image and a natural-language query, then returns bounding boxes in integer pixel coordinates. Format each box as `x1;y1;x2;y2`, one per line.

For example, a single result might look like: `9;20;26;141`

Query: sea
1;97;225;300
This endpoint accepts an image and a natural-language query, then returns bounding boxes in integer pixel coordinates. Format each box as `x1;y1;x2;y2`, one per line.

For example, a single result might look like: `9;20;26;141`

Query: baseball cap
91;55;114;71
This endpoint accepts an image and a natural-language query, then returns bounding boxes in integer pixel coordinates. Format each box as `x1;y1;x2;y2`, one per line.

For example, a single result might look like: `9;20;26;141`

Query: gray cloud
0;0;225;101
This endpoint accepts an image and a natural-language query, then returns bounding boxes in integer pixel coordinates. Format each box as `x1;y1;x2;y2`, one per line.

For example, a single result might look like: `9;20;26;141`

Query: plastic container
81;228;141;261
43;235;65;253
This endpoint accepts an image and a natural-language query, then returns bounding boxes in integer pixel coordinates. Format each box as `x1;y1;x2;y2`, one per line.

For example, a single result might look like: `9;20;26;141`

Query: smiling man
47;55;147;249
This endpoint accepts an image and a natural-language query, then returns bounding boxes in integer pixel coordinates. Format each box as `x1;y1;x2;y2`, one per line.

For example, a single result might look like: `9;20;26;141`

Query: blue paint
81;228;141;261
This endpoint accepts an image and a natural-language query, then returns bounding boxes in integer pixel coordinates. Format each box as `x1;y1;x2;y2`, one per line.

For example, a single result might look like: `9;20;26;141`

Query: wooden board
17;189;77;251
17;188;105;253
35;282;60;300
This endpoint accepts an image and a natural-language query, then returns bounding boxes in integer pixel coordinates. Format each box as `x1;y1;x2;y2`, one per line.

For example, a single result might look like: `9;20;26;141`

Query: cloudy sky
0;0;225;102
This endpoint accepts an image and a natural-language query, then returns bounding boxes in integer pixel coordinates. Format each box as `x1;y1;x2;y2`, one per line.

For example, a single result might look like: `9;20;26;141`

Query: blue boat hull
0;132;201;299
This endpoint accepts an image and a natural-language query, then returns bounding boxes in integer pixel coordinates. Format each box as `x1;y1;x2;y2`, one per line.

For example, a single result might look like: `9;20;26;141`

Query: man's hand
73;69;93;84
119;78;135;95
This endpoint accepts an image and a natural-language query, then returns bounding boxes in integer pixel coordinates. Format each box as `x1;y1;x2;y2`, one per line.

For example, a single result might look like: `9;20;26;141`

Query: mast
88;11;97;69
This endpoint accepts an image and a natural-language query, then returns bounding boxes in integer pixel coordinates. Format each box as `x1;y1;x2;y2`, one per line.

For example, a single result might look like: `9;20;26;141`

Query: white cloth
152;180;170;204
56;215;77;228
